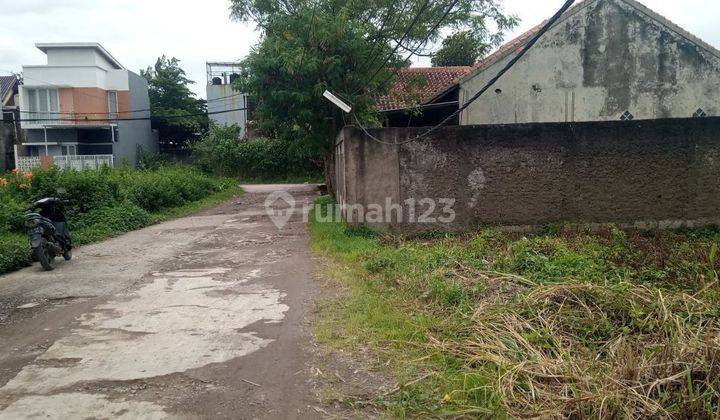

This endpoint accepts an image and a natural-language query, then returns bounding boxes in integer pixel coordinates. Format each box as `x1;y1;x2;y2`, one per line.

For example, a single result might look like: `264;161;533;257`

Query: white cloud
0;0;717;97
0;0;258;98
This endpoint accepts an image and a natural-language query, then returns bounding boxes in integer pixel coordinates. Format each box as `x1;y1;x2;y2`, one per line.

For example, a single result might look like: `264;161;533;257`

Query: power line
13;107;247;123
1;69;247;116
363;2;414;73
353;0;432;94
19;91;245;116
371;0;460;92
9;69;244;105
355;0;577;146
1;69;128;106
19;108;152;116
204;92;247;103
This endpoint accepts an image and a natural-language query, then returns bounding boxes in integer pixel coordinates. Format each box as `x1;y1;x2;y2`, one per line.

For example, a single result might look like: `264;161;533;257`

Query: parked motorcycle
25;197;73;271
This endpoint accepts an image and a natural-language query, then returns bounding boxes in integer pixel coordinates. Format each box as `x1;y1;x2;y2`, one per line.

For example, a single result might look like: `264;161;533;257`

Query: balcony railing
20;112;118;128
16;155;114;172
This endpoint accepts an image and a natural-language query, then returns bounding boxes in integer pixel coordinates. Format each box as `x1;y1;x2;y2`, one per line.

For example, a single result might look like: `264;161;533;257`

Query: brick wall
331;117;720;232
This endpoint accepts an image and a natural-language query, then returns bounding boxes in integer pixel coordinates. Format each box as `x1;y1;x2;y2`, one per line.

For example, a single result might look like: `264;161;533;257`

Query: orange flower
11;168;19;174
0;178;7;187
23;171;33;180
18;183;27;190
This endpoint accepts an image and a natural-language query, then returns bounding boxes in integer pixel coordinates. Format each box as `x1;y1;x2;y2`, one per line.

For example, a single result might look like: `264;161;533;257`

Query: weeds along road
0;184;319;419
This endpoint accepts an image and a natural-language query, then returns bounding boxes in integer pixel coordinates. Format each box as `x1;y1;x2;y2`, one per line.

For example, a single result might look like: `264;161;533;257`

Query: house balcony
20;111;118;129
18;126;117;161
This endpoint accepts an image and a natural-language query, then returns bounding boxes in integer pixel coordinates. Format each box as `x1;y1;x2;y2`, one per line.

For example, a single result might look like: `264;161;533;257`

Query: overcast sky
1;0;718;99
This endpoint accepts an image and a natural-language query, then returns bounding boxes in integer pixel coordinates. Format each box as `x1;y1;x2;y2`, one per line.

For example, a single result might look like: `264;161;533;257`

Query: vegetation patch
192;125;323;181
309;196;720;418
0;166;239;275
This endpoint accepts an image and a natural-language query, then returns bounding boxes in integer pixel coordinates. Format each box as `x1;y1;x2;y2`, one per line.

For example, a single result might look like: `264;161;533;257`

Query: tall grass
309;196;720;418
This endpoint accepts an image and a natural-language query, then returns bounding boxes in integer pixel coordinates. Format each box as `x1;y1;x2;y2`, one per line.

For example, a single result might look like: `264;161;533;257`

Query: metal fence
16;155;114;172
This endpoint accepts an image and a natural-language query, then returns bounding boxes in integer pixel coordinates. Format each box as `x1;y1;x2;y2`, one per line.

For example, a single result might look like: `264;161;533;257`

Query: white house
17;42;157;170
458;0;720;125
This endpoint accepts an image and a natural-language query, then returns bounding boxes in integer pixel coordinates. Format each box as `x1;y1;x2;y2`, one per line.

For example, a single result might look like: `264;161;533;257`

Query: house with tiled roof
377;66;472;127
1;74;20;171
458;0;720;125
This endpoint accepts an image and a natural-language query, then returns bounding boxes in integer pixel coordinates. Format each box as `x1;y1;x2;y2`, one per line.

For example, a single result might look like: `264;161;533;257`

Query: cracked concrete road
0;184;320;419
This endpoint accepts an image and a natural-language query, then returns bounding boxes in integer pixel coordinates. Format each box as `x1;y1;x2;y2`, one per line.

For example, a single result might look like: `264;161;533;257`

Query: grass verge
0;184;241;274
309;196;720;418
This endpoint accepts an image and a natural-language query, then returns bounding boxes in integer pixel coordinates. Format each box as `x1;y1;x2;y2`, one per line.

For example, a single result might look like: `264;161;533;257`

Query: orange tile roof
376;1;591;112
376;66;472;111
375;26;545;112
469;23;544;75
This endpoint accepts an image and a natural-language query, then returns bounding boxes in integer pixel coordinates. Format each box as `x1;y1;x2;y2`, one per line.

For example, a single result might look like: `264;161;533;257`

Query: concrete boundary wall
331;117;720;232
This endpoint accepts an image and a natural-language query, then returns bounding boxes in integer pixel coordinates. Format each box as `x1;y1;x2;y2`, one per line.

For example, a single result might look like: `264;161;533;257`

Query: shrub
192;125;323;179
72;202;153;243
124;177;184;212
0;194;26;233
120;166;220;212
137;146;176;170
29;166;121;213
0;165;229;275
0;233;30;273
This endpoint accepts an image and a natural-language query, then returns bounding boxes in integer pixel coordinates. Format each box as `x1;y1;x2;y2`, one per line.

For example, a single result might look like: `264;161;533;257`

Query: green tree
229;0;517;154
431;30;488;67
140;56;208;150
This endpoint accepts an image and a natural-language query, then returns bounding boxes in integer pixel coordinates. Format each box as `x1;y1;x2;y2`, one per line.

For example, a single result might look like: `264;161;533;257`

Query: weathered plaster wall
333;117;720;232
333;127;400;223
460;0;720;125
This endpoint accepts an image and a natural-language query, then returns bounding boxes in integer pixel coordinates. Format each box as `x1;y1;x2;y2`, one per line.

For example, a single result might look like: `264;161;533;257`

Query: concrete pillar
43;127;49;156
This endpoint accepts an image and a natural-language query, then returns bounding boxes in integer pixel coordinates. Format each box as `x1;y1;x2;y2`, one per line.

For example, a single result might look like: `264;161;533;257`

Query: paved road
0;184;319;419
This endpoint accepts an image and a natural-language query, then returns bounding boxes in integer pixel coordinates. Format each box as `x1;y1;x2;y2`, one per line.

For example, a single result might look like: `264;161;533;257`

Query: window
26;88;59;122
108;91;118;120
61;145;77;156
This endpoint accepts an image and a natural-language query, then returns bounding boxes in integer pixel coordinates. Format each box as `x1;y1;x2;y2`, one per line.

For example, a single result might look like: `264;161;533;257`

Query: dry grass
430;277;720;418
310;198;720;418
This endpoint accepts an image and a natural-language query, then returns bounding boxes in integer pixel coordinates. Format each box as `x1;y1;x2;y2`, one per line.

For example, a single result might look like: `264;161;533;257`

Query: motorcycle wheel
63;249;73;261
34;243;55;271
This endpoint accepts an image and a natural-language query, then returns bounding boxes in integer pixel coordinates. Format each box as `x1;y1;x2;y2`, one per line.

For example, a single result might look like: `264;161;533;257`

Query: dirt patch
306;267;396;419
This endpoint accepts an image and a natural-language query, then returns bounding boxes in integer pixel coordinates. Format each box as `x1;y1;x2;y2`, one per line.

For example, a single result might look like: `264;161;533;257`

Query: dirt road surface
0;184;320;419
